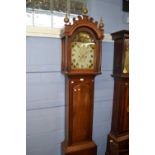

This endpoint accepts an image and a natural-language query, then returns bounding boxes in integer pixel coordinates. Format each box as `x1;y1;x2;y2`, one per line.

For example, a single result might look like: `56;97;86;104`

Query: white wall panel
26;37;61;72
26;72;65;110
27;107;65;135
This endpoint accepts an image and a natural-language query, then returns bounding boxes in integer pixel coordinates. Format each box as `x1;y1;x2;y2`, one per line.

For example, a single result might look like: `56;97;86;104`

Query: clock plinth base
105;133;129;155
61;141;97;155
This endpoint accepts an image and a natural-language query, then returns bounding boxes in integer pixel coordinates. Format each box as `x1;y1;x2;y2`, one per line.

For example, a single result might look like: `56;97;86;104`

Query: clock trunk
62;75;97;155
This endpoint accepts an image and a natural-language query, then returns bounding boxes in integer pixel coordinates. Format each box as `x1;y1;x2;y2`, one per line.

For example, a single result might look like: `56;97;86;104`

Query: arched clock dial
71;32;96;70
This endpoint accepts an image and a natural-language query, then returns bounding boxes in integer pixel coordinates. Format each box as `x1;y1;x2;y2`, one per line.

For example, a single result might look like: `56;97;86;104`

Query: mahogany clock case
61;13;104;155
61;75;97;155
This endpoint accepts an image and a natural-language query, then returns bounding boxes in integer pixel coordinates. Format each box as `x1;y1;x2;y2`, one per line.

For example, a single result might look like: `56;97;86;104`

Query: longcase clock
61;7;104;155
105;30;129;155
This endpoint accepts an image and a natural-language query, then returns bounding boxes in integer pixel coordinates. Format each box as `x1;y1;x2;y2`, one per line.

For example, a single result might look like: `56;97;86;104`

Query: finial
99;17;104;30
64;14;69;24
82;5;88;16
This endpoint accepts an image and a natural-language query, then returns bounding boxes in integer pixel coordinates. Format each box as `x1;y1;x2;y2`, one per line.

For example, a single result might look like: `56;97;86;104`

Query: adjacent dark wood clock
105;30;129;155
61;7;104;155
122;0;129;12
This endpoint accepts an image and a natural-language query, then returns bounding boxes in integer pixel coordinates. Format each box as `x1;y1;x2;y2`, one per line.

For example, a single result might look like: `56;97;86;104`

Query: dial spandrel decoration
71;32;96;70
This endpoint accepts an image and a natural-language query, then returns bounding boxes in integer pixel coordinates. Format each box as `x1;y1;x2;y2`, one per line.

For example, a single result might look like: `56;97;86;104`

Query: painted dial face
71;32;96;70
